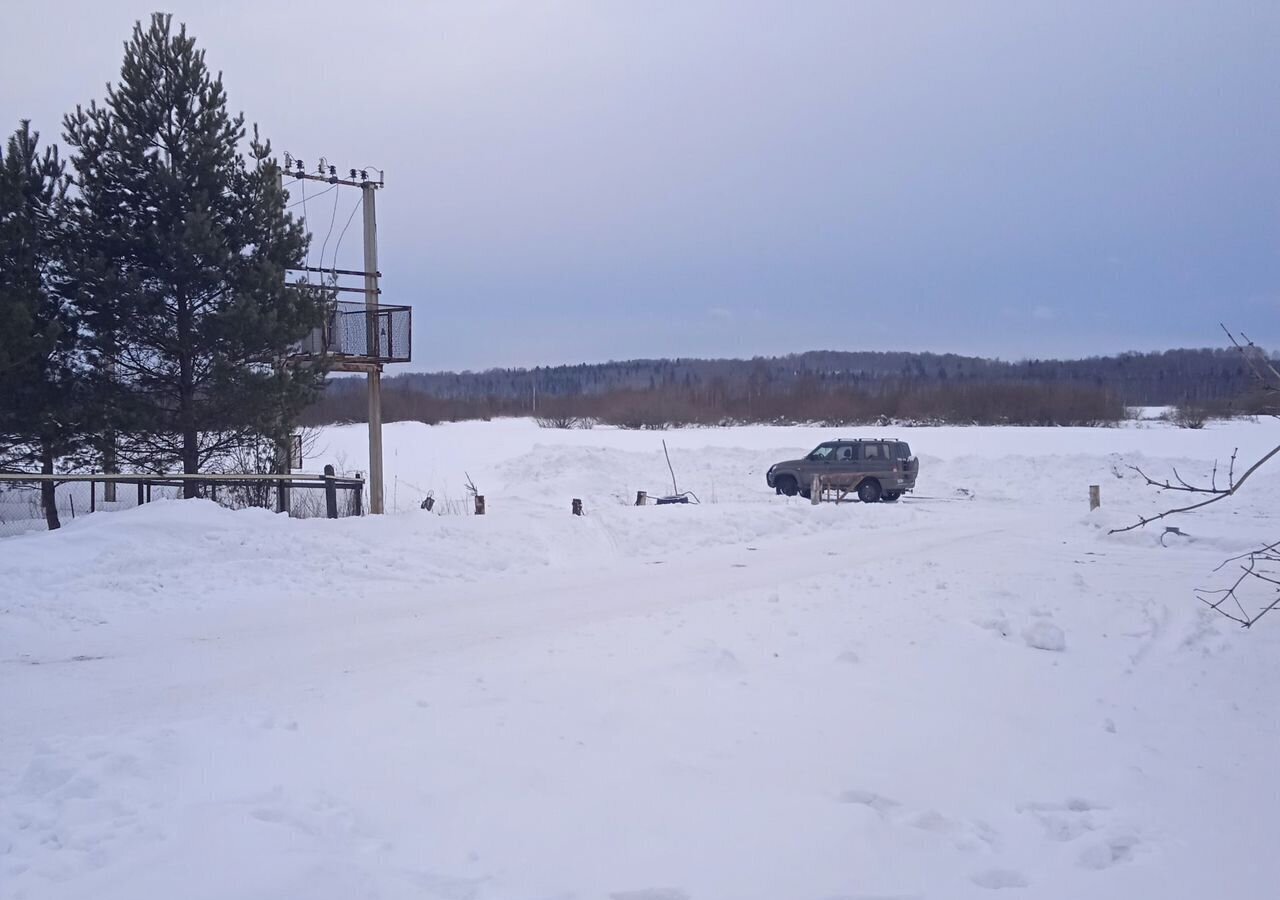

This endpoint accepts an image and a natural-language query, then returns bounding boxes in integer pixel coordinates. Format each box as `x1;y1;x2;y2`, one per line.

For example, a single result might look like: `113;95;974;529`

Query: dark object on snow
420;496;435;511
656;495;690;505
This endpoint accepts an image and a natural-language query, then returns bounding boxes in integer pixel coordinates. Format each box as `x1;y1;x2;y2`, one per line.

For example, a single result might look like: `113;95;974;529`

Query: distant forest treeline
392;348;1255;404
299;347;1270;428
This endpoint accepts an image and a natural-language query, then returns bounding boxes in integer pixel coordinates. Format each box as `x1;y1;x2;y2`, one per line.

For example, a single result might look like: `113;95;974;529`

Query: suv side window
894;442;912;460
862;442;885;461
836;444;855;461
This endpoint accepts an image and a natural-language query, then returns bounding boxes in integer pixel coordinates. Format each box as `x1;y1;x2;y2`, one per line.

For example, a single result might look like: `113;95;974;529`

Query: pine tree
0;120;79;529
63;14;325;494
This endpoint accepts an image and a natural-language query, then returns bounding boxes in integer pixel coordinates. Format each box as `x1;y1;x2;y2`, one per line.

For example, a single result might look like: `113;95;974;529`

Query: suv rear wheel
857;479;882;503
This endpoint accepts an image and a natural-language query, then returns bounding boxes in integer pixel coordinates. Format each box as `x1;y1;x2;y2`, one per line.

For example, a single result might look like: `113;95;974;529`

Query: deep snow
3;418;1279;899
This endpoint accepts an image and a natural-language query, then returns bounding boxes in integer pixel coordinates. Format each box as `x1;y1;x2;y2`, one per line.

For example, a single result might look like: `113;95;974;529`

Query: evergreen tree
63;13;324;493
0;120;79;529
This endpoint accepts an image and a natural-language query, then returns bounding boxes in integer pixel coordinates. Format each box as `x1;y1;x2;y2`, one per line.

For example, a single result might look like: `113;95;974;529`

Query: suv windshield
808;444;837;460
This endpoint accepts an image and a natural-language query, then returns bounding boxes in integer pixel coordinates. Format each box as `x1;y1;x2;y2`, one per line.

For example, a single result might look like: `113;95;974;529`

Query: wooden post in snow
572;498;583;516
475;494;486;516
635;490;647;506
811;474;821;505
1089;484;1100;510
324;465;339;519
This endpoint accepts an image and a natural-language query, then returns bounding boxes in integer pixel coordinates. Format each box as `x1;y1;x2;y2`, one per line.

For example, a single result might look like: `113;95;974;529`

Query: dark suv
766;439;919;502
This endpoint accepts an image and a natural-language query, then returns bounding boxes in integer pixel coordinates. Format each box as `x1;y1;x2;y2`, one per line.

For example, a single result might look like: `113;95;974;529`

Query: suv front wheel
857;479;882;504
775;475;799;497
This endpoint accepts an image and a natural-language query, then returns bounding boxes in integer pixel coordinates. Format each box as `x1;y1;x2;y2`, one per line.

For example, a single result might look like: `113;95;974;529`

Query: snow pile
1023;620;1067;652
3;418;1280;899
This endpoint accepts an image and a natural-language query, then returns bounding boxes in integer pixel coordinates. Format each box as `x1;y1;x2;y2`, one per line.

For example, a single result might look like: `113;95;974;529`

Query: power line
316;183;340;274
287;182;334;209
332;195;363;272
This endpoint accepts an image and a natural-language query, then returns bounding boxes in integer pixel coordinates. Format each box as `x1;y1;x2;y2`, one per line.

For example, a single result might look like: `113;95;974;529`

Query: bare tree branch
1110;445;1280;534
1222;324;1280;418
1195;539;1280;627
1117;326;1280;626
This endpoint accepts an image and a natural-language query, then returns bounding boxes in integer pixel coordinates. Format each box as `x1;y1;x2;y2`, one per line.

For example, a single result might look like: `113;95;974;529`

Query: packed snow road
3;420;1279;899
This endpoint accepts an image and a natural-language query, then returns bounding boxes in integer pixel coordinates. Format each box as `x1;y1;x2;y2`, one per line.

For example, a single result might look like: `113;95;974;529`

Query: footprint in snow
839;790;999;852
974;615;1011;639
970;869;1029;890
908;809;999;851
1078;835;1141;870
837;789;901;817
1017;798;1105;842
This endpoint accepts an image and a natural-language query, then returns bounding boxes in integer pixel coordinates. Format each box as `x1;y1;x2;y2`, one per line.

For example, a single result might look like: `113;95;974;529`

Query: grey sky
4;1;1277;370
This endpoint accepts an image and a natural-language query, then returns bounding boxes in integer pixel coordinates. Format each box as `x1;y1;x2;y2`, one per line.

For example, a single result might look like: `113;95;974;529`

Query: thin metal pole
363;180;384;514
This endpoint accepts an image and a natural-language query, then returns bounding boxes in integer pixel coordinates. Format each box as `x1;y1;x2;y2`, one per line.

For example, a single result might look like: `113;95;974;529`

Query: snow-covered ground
3;418;1279;899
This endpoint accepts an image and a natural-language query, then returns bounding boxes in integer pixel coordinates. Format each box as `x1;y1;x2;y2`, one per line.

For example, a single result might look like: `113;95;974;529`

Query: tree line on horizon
0;14;326;527
300;346;1268;429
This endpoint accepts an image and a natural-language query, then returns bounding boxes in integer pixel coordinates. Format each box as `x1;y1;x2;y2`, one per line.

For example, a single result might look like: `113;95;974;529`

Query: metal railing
294;300;412;365
0;471;365;538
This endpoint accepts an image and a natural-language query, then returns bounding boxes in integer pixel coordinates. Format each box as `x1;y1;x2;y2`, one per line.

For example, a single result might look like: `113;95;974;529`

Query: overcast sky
4;1;1277;370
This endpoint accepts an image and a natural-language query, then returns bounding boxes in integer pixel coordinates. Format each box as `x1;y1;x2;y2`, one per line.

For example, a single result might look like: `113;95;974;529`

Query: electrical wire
292;176;310;270
331;195;363;271
287;182;334;209
316;182;340;274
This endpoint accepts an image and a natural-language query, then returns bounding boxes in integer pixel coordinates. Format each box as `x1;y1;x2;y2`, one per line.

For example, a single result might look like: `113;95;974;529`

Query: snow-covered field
3;418;1279;899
